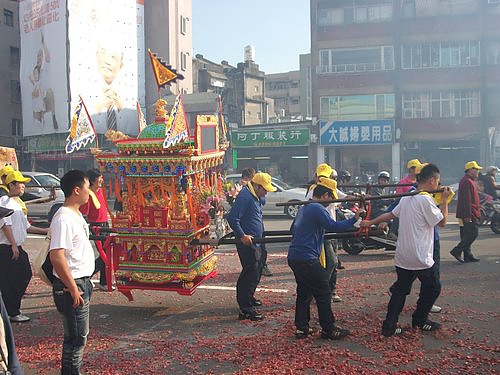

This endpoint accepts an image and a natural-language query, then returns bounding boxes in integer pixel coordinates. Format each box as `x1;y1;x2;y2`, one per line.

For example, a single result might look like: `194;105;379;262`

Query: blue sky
192;0;310;74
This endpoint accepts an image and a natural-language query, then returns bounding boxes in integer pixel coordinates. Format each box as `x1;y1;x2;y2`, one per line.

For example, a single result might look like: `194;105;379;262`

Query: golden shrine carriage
94;98;229;301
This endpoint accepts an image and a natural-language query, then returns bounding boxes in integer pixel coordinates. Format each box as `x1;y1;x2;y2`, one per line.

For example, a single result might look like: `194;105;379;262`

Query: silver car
21;172;65;221
225;174;306;218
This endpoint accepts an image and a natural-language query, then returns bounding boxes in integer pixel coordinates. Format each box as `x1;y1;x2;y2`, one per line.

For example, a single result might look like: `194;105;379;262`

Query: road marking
197;285;288;293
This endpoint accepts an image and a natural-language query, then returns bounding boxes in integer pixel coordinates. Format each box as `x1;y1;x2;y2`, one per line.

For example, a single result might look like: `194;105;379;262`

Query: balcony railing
317;63;393;74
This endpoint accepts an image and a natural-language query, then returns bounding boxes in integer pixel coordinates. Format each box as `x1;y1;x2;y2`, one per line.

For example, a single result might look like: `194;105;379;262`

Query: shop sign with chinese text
231;128;310;148
319;120;394;146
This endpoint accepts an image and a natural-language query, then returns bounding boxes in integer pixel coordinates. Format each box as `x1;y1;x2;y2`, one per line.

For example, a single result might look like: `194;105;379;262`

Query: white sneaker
331;294;342;303
430;305;442;313
10;314;30;323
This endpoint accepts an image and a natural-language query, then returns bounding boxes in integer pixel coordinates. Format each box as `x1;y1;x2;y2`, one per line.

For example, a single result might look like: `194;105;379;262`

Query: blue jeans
382;264;441;334
53;277;93;375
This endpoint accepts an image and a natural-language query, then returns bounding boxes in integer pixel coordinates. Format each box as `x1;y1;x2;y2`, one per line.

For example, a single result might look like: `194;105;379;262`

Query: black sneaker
464;256;479;263
412;320;441;332
321;326;350;340
450;249;464;263
295;327;316;339
381;326;404;337
251;299;262;307
238;310;263;321
262;265;273;277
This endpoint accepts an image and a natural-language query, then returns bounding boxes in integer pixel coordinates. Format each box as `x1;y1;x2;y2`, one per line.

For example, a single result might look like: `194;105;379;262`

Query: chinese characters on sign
231;128;310;147
319;120;395;146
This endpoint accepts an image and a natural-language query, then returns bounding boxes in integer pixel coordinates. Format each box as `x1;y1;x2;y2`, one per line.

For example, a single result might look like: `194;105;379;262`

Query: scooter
337;203;397;255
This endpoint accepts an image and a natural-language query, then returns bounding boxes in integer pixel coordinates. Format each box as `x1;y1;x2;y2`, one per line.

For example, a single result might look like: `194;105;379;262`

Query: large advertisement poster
19;0;68;137
68;0;145;136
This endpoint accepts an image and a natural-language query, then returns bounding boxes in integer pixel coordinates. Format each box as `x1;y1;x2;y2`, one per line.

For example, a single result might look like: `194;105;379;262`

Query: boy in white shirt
361;164;451;337
49;170;94;374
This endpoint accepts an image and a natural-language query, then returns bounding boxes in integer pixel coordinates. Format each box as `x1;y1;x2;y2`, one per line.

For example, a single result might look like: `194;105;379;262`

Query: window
180;52;187;71
10;47;19;66
4;9;13;26
320;94;395;120
319;46;394;74
402;90;480;119
487;41;500;64
402;41;480;69
180;15;187;35
10;80;21;103
317;1;392;26
11;119;22;136
402;0;415;18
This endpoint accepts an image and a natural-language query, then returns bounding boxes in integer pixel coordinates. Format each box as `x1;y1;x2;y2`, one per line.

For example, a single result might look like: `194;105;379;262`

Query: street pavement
15;215;500;374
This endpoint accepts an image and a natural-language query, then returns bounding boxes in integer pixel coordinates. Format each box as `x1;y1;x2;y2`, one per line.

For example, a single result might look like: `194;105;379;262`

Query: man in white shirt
49;170;94;374
0;171;49;323
361;164;451;337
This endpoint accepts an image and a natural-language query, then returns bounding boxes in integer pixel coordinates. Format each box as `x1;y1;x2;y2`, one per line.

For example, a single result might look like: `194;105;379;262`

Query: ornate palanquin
95;98;228;301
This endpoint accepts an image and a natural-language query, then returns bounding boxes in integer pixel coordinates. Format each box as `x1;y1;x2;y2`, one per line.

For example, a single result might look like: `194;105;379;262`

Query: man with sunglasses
227;172;276;321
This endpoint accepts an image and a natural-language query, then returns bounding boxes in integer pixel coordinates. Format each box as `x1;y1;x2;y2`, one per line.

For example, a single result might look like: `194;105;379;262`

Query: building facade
311;0;500;182
265;70;302;122
0;1;23;160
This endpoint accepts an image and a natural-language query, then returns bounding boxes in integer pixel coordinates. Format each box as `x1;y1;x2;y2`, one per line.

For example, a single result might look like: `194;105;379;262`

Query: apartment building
311;0;500;181
0;1;23;159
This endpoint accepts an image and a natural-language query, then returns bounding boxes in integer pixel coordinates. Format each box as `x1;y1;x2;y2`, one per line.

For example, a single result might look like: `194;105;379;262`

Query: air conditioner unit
406;142;419;150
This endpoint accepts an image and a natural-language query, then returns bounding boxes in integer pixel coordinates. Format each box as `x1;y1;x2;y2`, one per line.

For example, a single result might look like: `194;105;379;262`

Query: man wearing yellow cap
227;172;276;321
288;177;364;340
450;161;482;263
396;159;423;195
0;171;49;322
306;164;344;302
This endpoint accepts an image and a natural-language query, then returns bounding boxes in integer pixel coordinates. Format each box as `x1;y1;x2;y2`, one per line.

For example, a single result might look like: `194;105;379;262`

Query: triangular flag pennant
66;97;96;154
148;49;184;88
163;95;189;149
137;100;147;134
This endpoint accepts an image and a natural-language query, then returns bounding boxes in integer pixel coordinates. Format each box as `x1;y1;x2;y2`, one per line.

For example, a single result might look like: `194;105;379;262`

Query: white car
225;174;306;218
21;172;65;221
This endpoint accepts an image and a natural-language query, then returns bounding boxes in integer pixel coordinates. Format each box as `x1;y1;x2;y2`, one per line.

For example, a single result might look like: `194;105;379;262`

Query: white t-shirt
49;206;95;279
0;196;30;246
392;194;443;270
306;185;343;219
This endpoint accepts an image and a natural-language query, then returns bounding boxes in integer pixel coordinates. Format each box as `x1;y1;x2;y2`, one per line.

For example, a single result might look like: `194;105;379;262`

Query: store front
319;119;397;181
230;124;311;185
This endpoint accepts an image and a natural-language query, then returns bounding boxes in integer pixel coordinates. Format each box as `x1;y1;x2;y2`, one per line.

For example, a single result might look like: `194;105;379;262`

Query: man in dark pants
227;172;276;321
288;178;362;340
450;161;482;263
361;164;451;337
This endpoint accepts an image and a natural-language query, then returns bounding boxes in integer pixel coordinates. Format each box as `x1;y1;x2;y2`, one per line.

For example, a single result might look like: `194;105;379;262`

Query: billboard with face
19;0;69;137
68;0;145;135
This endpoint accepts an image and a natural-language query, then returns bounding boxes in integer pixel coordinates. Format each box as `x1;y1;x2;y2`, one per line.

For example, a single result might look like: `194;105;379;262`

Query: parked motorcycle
337;203;397;255
490;201;500;234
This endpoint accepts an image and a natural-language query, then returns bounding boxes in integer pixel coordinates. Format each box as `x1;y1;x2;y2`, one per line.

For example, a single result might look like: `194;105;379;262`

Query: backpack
32;236;55;286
